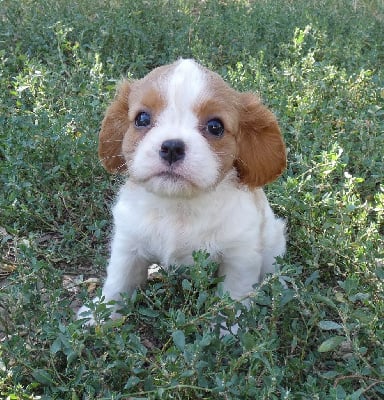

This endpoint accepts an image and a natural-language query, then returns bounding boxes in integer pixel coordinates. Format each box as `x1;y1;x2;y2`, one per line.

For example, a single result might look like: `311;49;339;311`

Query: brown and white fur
77;59;286;328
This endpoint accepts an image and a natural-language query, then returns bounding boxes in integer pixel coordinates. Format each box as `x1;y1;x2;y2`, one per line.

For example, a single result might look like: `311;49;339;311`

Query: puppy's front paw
76;304;96;326
76;297;123;326
219;322;240;337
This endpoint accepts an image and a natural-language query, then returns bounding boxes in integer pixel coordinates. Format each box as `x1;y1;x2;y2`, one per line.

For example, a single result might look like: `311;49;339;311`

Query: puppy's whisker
214;151;237;160
234;156;249;168
99;154;128;172
99;154;125;161
116;161;128;172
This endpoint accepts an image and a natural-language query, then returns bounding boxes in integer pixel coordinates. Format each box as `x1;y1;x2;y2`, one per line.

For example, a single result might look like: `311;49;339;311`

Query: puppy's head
99;59;286;196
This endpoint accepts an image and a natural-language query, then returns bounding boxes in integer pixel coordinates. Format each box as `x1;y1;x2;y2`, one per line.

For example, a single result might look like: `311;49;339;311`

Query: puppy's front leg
102;234;149;301
77;236;149;324
218;251;263;334
220;250;263;302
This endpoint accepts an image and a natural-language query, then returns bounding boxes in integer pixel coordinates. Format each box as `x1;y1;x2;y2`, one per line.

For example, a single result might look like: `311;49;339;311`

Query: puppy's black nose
159;139;186;165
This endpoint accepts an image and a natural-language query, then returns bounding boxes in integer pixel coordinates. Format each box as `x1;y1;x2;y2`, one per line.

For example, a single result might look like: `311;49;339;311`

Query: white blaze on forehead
165;59;206;111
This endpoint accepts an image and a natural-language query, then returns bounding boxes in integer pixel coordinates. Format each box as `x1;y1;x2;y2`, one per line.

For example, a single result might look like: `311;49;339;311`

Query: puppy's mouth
139;168;201;197
156;170;187;181
151;169;196;187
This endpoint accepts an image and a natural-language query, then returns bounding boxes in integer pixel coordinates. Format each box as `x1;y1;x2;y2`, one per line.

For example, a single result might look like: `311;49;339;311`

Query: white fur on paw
76;305;96;326
76;300;123;326
219;322;239;337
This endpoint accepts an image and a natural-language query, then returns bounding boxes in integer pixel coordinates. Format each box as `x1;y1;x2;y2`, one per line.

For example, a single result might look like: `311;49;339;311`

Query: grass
0;0;383;398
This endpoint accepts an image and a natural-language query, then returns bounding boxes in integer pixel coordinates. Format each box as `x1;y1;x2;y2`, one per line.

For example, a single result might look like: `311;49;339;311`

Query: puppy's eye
206;118;224;137
135;111;151;128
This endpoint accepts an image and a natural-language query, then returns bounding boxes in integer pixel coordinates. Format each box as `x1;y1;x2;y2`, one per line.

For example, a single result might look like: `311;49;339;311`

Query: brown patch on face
194;67;286;188
122;80;167;163
128;64;171;115
194;70;240;179
98;64;172;173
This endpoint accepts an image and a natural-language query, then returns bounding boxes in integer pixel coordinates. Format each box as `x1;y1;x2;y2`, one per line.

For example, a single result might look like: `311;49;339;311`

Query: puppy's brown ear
98;80;131;173
235;93;286;188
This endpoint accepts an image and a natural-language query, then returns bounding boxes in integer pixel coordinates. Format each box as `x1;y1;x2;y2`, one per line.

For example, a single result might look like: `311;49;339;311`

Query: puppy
77;59;286;326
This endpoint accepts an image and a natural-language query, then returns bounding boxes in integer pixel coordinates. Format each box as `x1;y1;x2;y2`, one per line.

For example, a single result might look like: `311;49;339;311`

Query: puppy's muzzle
159;139;185;165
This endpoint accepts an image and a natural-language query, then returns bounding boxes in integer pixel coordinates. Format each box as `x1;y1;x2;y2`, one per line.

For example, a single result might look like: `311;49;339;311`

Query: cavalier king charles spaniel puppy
77;59;286;327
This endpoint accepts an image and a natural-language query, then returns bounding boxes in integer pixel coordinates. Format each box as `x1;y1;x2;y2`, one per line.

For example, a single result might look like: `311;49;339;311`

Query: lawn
0;0;383;398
